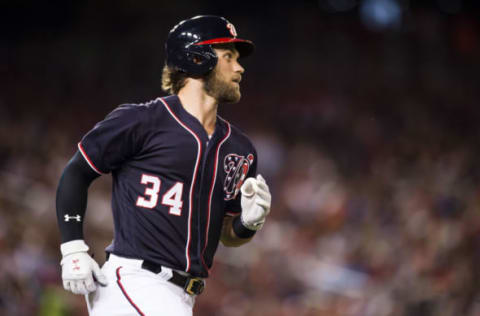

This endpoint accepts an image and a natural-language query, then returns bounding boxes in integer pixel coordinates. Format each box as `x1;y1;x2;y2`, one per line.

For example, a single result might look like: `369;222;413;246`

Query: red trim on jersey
159;97;202;273
201;119;231;272
77;142;103;175
194;37;253;46
116;267;145;316
225;211;240;217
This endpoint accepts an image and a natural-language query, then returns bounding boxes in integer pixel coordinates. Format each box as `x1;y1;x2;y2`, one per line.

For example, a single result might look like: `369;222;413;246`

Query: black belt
141;260;205;295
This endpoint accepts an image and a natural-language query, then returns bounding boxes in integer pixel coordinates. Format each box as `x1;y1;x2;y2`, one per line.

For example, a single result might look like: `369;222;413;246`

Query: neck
177;79;218;135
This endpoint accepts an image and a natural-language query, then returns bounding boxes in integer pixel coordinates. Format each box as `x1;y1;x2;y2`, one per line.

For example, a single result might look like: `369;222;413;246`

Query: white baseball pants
86;254;196;316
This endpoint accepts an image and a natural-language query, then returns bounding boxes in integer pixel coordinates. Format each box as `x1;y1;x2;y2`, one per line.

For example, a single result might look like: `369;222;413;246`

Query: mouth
232;77;242;84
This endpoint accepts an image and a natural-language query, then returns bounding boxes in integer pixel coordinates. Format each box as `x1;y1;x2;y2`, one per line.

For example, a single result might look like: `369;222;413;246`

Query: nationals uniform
69;95;257;314
56;15;271;316
78;95;257;277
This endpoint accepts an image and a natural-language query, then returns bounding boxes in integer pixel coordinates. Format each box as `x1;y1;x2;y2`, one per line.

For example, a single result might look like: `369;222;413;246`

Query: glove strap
233;216;257;238
60;239;89;256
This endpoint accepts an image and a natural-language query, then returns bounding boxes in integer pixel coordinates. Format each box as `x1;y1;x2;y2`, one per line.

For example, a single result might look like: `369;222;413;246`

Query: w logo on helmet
226;23;237;37
223;153;254;200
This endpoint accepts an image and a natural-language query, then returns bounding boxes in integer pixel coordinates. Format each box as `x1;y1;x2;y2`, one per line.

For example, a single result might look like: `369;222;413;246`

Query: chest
137;128;204;179
121;120;253;202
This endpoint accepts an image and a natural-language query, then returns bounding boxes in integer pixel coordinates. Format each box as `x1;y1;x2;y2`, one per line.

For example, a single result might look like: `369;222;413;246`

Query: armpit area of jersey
56;150;100;243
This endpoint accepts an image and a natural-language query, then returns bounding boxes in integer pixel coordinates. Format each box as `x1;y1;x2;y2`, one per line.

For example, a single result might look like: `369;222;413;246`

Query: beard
203;69;241;104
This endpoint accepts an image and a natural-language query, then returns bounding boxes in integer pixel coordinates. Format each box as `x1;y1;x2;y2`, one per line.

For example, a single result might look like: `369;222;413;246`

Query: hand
60;240;107;295
240;174;271;230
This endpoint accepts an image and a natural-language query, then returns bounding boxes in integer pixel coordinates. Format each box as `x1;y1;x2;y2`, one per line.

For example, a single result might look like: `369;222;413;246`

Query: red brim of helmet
194;37;255;57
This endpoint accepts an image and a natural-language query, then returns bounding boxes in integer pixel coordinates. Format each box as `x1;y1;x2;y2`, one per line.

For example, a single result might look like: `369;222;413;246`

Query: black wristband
232;216;257;239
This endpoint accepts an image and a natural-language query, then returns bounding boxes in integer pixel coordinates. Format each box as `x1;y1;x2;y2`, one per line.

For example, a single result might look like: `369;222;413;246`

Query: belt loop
141;260;163;274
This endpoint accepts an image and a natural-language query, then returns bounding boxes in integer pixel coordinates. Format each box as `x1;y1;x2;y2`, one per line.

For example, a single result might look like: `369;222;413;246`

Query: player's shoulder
109;97;170;122
115;97;165;115
220;117;256;152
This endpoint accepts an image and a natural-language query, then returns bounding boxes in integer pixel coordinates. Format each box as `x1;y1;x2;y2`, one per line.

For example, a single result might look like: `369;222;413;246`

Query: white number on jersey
161;182;184;216
136;175;184;216
136;174;161;209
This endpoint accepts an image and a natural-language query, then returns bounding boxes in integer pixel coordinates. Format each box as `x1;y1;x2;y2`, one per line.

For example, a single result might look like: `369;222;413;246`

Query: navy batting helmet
165;15;254;76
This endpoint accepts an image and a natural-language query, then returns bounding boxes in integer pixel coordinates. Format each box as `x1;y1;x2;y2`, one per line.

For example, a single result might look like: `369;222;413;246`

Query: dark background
1;0;480;315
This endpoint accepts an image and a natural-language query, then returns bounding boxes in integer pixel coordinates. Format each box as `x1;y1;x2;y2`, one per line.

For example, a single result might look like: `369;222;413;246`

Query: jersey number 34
136;174;184;216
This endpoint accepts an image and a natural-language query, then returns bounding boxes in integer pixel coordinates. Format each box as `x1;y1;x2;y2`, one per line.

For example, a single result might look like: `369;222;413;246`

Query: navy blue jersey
78;95;257;277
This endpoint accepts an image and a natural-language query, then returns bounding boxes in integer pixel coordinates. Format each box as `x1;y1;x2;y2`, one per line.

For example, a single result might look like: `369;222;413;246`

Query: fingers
85;275;97;292
64;274;102;295
255;186;271;202
92;262;108;286
242;175;269;196
255;196;271;211
254;175;269;194
240;175;272;230
242;175;271;210
72;280;88;295
241;178;257;197
63;280;72;292
64;275;101;295
65;279;90;295
254;175;271;211
256;174;265;183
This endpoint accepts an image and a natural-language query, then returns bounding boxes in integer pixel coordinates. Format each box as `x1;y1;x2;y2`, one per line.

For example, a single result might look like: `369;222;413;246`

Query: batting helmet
165;15;254;76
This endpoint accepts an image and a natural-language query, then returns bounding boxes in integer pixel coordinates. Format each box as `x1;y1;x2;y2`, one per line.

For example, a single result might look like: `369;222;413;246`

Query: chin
219;95;241;104
230;90;242;103
218;87;241;103
231;87;241;102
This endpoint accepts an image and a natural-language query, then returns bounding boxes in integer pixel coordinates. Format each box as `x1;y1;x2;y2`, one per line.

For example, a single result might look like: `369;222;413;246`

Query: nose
234;60;245;74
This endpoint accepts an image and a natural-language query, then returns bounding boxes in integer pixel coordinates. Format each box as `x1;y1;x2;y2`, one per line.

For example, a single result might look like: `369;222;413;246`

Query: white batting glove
240;174;271;230
60;240;107;295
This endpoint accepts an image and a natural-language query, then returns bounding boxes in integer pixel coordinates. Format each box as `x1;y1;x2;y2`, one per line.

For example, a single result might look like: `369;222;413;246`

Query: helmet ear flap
167;45;217;76
184;45;218;76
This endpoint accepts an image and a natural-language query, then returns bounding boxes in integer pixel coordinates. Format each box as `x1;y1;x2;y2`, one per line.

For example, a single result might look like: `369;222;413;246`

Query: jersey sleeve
78;105;144;174
224;149;258;217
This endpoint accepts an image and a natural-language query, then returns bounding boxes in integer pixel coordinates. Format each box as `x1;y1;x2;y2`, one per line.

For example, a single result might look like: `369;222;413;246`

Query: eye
224;52;233;60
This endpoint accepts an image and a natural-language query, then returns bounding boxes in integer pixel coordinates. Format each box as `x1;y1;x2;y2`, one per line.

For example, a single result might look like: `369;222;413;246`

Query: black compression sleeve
56;150;100;243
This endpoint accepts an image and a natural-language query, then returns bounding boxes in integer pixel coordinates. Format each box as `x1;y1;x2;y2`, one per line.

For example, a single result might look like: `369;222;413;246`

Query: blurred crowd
1;1;480;315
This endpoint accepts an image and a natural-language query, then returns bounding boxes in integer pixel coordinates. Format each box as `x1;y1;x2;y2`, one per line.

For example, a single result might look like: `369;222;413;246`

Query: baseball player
55;15;271;316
